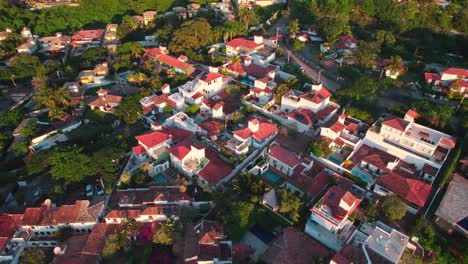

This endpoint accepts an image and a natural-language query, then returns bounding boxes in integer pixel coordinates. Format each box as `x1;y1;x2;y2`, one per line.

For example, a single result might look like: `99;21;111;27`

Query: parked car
85;184;93;197
95;184;104;196
32;187;41;204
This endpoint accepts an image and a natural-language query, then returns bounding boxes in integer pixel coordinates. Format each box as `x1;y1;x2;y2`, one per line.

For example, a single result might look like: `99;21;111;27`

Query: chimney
244;56;252;66
311;83;322;91
253;35;263;44
55;32;62;37
338;114;346;124
248;119;260;133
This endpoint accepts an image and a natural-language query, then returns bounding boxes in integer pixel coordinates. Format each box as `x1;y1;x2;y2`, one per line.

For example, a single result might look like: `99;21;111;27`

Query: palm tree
386;55;403;76
238;7;257;30
230;55;240;65
213;26;225;43
31;74;47;88
128;72;148;85
118;218;138;248
287;20;300;38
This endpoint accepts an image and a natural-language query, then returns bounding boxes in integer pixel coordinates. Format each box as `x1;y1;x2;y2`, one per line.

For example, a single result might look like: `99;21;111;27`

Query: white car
85;185;93;197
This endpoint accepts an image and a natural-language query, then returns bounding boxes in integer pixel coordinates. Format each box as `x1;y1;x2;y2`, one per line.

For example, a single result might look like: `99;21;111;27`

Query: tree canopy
380;195;407;221
115;95;143;124
49;145;93;185
169;18;213;53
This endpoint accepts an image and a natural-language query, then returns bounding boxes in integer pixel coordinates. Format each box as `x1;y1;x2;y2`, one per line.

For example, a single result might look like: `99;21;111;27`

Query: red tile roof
72;29;105;41
167;144;191;160
226;63;246;75
329;121;346;133
262;227;332;264
339;35;357;44
406;109;419;119
135;131;172;149
441;67;468;77
164;127;194;143
21;200;100;226
105;210;141;219
268;144;300;168
192;91;204;100
0;237;9;254
381;115;409;131
201;73;223;83
321;186;361;220
439;136;456;148
233;121;277;142
89;94;123;108
377;173;432;207
132;145;146;155
198;147;232;184
243;63;275;79
287;108;315;125
226;38;263;49
299;87;332;104
424;72;441;81
0;213;21;237
156;54;193;72
199;119;224;138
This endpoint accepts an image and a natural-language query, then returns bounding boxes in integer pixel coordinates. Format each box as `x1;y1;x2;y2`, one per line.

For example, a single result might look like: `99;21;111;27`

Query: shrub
381;195;407;221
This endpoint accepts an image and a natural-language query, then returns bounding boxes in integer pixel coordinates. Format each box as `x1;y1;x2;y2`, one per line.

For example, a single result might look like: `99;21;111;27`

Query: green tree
238;7;257;30
386;55;403;77
153;219;176;245
102;233;120;259
338;76;378;101
19;248;45;264
115;95;143;124
127;72;148;85
184;104;200;117
229;111;245;124
34;86;71;120
163;105;174;113
169;18;213;53
277;188;302;222
49;146;92;185
287;19;300;38
0;110;23;129
118;218;138;248
381;195;407;221
354;42;378;69
309;140;332;157
232;173;265;202
293;40;304;51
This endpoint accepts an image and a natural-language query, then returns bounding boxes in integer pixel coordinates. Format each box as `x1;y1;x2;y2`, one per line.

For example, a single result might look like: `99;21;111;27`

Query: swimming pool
262;170;282;184
351;168;373;183
153;173;169;182
239;77;254;86
194;119;203;124
31;141;50;152
328;156;342;165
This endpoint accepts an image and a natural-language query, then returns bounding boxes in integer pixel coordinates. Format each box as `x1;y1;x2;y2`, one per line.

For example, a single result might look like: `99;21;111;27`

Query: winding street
269;17;342;92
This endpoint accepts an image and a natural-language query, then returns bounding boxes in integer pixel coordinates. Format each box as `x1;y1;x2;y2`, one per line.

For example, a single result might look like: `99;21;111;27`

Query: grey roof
435;174;468;224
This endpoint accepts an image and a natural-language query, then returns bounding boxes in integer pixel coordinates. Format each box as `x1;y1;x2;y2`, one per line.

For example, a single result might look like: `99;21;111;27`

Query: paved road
268;17;342;92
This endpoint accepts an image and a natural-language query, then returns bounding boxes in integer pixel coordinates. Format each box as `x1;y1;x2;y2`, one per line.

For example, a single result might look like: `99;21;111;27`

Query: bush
309;140;332;157
184;104;200;116
293;40;304;51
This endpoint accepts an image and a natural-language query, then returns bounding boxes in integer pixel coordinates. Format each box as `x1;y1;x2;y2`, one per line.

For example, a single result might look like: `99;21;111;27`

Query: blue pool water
32;141;50;152
239;77;254;86
250;224;276;244
153;173;169;182
351;168;373;183
194;119;203;124
262;170;282;184
328;156;342;165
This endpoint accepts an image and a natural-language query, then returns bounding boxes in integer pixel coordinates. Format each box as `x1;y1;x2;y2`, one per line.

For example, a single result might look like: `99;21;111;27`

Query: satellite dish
53;247;62;255
44;199;52;207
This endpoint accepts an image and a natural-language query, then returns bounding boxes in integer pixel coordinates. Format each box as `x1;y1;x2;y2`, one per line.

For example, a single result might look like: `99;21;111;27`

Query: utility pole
287;50;291;64
11;75;16;87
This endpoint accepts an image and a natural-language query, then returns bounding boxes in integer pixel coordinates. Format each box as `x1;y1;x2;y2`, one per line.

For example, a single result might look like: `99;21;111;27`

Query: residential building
165;112;202;134
262;227;332;264
16;39;37;54
320;113;368;150
434;174;468;235
248;77;275;104
190;221;232;264
154;54;195;75
109;187;192;209
262;189;279;212
233;118;278;148
336;35;358;54
374;172;432;214
374;58;404;79
280;83;339;133
142;11;157;25
71;29;105;48
332;221;410;264
38;32;71;54
133;127;193;160
198;119;225;140
168;138;233;187
304;185;363;251
104;205;180;223
88;88;123;113
362;110;456;174
178;72;229;103
226;36;265;56
425;67;468;95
